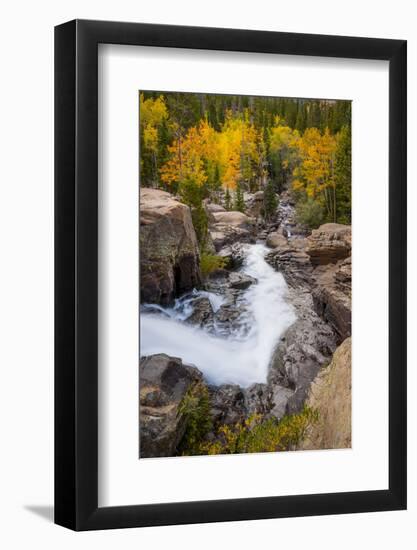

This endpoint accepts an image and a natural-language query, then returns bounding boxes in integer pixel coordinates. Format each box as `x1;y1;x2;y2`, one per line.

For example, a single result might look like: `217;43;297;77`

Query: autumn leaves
139;92;351;229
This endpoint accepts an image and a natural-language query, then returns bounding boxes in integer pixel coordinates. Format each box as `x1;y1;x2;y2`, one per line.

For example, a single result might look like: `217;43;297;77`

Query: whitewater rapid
140;244;296;387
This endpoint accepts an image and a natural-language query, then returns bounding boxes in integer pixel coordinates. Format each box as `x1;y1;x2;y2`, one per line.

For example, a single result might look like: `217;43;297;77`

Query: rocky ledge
265;223;352;343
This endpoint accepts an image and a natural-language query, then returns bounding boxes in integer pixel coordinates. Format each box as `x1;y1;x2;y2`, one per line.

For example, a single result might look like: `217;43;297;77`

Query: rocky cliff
140;188;201;305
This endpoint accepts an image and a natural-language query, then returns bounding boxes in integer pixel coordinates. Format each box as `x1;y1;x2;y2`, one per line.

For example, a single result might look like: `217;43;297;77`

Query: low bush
295;197;325;229
187;406;319;456
200;253;228;278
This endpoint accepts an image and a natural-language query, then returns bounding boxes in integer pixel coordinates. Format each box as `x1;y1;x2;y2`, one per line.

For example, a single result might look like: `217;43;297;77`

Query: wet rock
139;354;203;458
140;189;201;305
185;296;214;328
229;272;257;290
306;223;351;266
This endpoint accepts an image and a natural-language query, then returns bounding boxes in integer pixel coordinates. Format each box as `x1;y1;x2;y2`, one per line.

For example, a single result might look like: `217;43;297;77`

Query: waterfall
140;243;296;387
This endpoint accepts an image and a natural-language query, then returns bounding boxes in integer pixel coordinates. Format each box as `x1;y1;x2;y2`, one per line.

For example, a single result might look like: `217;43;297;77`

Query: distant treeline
141;91;350;134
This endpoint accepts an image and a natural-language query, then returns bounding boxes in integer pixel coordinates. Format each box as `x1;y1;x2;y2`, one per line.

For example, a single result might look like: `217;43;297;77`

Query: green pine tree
334;126;351;224
224;187;232;211
263;180;278;222
234;181;245;212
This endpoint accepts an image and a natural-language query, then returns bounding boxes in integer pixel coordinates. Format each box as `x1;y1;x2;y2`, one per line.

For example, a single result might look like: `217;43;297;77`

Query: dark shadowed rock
243;383;292;420
312;257;352;343
139;354;203;458
209;384;247;426
243;383;271;417
217;243;246;269
185;296;214;328
140;189;201;306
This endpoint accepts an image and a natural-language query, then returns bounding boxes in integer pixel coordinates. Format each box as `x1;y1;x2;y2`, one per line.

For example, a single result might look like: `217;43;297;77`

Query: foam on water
140;244;296;387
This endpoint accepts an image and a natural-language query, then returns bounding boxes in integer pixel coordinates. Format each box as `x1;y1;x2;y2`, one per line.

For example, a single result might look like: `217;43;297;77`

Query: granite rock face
299;337;352;450
140;188;201;305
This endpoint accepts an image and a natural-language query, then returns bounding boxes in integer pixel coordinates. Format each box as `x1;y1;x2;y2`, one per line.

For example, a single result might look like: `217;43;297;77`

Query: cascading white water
140;244;296;387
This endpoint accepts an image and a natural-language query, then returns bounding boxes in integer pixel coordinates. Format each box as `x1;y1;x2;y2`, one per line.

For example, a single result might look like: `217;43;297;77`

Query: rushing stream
140;243;296;387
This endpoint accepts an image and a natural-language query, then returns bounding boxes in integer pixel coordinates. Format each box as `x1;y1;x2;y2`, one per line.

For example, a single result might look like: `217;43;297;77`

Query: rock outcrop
209;210;256;251
298;337;352;450
266;232;288;249
268;289;337;415
139;354;204;458
266;246;313;288
306;223;351;266
140;189;201;305
313;257;352;343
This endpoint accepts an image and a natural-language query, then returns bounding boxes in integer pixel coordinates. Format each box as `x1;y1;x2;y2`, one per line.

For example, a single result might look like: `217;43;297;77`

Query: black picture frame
55;19;407;531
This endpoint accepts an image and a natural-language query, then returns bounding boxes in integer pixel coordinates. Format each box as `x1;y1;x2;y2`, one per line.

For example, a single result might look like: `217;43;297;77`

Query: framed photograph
55;20;406;530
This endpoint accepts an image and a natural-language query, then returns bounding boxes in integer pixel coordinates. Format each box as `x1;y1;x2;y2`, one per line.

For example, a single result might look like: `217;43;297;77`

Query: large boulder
140;188;201;305
139;354;203;458
306;223;351;266
266;232;288;249
299;337;352;450
313;257;352;343
209;210;256;251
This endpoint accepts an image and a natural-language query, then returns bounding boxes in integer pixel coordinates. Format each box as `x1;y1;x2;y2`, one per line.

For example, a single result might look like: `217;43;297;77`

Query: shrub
178;383;212;455
295;197;325;229
192;407;319;455
200;253;227;278
191;204;209;247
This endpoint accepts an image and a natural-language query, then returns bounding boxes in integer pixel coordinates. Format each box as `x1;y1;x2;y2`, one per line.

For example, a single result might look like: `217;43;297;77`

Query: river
140;243;296;387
